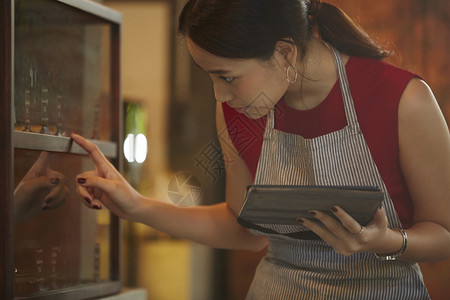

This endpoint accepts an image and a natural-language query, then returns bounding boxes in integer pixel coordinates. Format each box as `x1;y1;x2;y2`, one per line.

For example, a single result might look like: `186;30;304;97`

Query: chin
244;109;269;120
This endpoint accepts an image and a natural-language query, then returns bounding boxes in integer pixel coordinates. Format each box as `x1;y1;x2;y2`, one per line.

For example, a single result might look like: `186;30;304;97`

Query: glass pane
12;0;118;297
14;0;113;141
14;150;111;297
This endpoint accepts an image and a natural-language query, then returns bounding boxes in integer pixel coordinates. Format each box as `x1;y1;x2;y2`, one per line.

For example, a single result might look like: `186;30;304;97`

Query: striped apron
245;46;430;299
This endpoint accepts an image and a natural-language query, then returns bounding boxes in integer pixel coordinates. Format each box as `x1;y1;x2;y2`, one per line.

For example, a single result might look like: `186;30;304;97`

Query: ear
274;38;298;67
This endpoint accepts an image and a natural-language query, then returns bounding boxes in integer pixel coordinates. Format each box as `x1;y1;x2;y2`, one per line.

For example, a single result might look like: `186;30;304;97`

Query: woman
72;0;450;298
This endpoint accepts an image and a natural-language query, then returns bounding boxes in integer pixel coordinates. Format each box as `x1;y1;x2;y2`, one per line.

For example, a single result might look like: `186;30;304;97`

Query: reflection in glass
23;89;32;132
14;150;111;297
55;94;64;136
40;88;50;134
13;151;68;225
14;0;113;140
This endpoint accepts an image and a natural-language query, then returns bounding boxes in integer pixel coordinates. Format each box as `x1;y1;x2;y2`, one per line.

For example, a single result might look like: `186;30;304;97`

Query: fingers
299;210;349;241
298;205;388;256
29;175;56;190
76;173;117;210
46;169;65;178
33;151;53;169
71;133;120;180
77;174;115;195
308;205;385;237
31;151;52;169
370;204;388;228
21;160;64;193
41;170;68;209
298;216;331;240
299;211;364;256
76;182;102;210
43;185;68;210
70;133;108;167
22;152;53;180
329;206;366;236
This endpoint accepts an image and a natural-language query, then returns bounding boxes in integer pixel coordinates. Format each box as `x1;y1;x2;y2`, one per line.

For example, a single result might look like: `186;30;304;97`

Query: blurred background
101;0;450;299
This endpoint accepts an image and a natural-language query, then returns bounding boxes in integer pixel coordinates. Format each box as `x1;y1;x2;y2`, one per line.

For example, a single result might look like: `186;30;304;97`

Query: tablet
237;185;384;226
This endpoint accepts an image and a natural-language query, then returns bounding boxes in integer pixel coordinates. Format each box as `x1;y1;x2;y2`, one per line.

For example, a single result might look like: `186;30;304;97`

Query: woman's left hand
299;205;400;256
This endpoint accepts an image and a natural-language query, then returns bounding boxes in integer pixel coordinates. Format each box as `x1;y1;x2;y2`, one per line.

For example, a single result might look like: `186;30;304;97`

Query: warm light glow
135;134;148;163
124;133;134;163
123;133;148;164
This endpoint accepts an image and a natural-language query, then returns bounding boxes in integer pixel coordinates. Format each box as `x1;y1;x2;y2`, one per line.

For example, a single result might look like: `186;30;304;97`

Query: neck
283;39;347;110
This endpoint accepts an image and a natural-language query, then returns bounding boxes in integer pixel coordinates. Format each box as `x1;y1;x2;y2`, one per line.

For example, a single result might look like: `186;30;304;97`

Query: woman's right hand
71;133;145;221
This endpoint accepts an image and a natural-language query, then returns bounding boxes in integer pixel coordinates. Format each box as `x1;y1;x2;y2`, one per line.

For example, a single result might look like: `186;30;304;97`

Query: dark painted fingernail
78;178;86;184
50;178;60;185
42;204;50;210
84;197;92;204
297;218;304;224
331;206;338;213
92;204;102;210
308;211;316;217
45;198;54;204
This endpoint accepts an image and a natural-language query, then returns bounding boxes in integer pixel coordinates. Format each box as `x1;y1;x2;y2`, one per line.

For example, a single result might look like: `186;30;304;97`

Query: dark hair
178;0;390;60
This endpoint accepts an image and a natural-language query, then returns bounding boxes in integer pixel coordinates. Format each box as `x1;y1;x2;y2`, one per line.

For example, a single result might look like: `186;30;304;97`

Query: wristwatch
374;228;408;261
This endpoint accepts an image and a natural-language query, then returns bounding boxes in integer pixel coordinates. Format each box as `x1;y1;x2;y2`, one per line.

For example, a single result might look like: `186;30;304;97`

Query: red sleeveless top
223;56;417;228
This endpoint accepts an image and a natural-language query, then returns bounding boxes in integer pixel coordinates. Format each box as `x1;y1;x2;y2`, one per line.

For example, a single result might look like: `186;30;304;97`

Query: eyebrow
193;61;232;74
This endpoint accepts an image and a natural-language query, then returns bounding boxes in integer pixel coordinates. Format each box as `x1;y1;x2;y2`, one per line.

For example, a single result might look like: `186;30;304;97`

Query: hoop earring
286;65;298;84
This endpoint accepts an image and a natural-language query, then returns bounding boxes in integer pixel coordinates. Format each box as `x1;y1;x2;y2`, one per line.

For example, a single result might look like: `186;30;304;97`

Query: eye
220;76;235;83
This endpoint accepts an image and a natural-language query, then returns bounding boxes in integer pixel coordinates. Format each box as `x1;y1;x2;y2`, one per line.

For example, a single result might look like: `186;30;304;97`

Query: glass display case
1;0;122;299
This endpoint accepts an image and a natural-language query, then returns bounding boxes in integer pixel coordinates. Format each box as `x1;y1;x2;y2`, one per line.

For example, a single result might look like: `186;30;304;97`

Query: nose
213;81;233;103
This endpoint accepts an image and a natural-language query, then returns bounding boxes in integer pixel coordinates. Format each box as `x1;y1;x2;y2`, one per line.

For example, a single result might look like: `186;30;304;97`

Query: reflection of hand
71;133;144;220
14;151;68;225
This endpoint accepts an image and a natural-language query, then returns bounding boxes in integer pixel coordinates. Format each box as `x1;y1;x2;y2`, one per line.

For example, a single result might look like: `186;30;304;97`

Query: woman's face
187;39;289;119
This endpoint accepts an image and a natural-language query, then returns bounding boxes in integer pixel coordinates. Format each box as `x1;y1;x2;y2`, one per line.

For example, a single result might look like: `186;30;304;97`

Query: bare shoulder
398;77;449;164
399;78;448;141
399;78;445;119
398;78;450;226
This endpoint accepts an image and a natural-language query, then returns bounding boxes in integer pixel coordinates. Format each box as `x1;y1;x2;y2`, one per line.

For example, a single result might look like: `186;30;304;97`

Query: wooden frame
1;0;14;298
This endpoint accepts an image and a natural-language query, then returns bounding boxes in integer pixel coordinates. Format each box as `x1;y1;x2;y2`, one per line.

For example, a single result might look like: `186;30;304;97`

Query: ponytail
312;1;390;59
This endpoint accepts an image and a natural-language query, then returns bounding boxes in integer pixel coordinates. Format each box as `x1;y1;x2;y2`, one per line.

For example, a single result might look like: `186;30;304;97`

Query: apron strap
265;44;360;132
266;109;276;130
327;44;359;129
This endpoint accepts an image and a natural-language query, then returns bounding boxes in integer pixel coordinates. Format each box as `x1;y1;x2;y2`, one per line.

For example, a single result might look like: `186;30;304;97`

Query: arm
395;78;450;262
71;103;267;252
299;79;450;262
214;102;269;249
